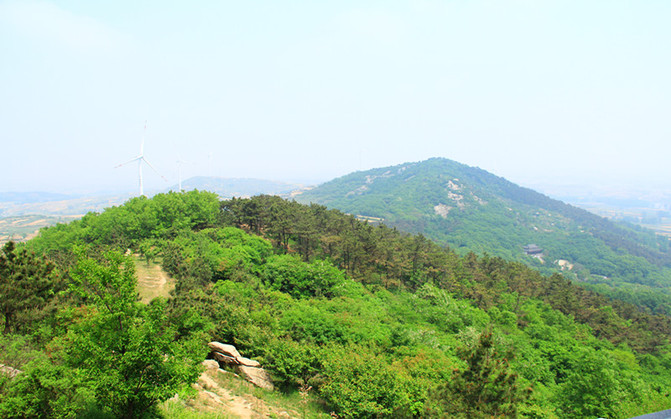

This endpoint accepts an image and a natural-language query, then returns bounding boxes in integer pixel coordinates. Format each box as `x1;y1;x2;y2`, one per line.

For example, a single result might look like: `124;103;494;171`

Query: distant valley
0;194;130;245
532;182;671;237
0;214;80;244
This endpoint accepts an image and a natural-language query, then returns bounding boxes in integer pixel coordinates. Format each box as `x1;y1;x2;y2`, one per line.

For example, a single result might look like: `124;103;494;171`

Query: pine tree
433;330;528;418
0;242;58;334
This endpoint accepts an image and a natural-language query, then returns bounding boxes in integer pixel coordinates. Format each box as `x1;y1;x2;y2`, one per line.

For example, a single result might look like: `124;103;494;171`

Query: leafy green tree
65;250;202;418
0;358;97;419
262;255;345;298
320;343;416;417
263;338;322;389
556;350;621;418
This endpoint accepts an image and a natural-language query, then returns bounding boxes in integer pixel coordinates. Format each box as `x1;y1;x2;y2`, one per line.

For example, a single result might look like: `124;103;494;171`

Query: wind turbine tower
115;121;167;196
176;156;193;192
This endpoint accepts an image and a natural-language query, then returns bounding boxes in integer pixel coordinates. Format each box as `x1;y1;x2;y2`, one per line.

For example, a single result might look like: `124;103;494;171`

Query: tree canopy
1;190;670;417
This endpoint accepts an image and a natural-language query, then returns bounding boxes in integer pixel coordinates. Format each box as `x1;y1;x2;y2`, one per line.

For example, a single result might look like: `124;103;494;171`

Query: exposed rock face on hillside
207;342;274;390
209;342;242;359
0;364;22;378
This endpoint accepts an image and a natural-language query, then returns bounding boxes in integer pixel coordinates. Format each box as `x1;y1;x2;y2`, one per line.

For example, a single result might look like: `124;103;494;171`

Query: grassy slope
134;256;176;303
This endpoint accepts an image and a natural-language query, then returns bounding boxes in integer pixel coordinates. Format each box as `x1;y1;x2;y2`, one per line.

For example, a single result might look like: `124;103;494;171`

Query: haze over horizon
2;1;670;195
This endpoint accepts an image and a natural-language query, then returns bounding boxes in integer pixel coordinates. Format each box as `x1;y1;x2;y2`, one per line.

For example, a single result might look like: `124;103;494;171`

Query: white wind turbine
176;156;194;192
115;121;167;196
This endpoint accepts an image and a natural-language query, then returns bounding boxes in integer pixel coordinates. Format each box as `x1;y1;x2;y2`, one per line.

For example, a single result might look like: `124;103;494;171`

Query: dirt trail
195;372;256;418
191;368;295;418
134;257;175;303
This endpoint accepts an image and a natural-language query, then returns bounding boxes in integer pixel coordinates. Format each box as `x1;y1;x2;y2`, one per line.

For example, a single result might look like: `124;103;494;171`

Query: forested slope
296;158;671;315
1;191;670;417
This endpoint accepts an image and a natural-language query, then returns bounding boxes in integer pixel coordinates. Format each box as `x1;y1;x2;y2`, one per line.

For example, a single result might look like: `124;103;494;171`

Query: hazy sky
1;0;670;194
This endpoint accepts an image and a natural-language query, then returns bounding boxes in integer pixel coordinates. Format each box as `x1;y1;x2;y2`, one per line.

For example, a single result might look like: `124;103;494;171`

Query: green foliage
5;190;671;418
0;241;60;334
30;190;221;252
555;350;622;418
262;255;345;298
263;338;321;388
296;158;671;315
0;357;105;419
0;333;40;371
430;330;528;418
61;251;203;418
320;343;421;417
165;227;272;285
217;195;671;415
279;301;348;345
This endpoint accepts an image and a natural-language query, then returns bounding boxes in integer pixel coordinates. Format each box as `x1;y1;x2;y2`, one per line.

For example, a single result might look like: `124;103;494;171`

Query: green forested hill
295;158;671;314
2;191;671;417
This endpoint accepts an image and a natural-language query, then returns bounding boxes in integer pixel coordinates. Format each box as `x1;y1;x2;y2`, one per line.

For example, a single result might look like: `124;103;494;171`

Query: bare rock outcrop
213;352;240;366
208;342;242;359
202;359;220;370
237;365;274;391
237;356;261;368
208;342;273;391
0;364;22;378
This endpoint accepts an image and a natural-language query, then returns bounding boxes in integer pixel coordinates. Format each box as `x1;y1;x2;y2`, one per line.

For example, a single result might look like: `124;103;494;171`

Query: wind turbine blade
142;157;168;182
114;156;142;168
140;120;147;156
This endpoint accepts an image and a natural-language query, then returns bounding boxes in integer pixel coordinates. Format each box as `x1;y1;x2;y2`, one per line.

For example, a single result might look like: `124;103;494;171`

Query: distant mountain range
0;191;75;204
295;157;671;314
168;176;303;198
